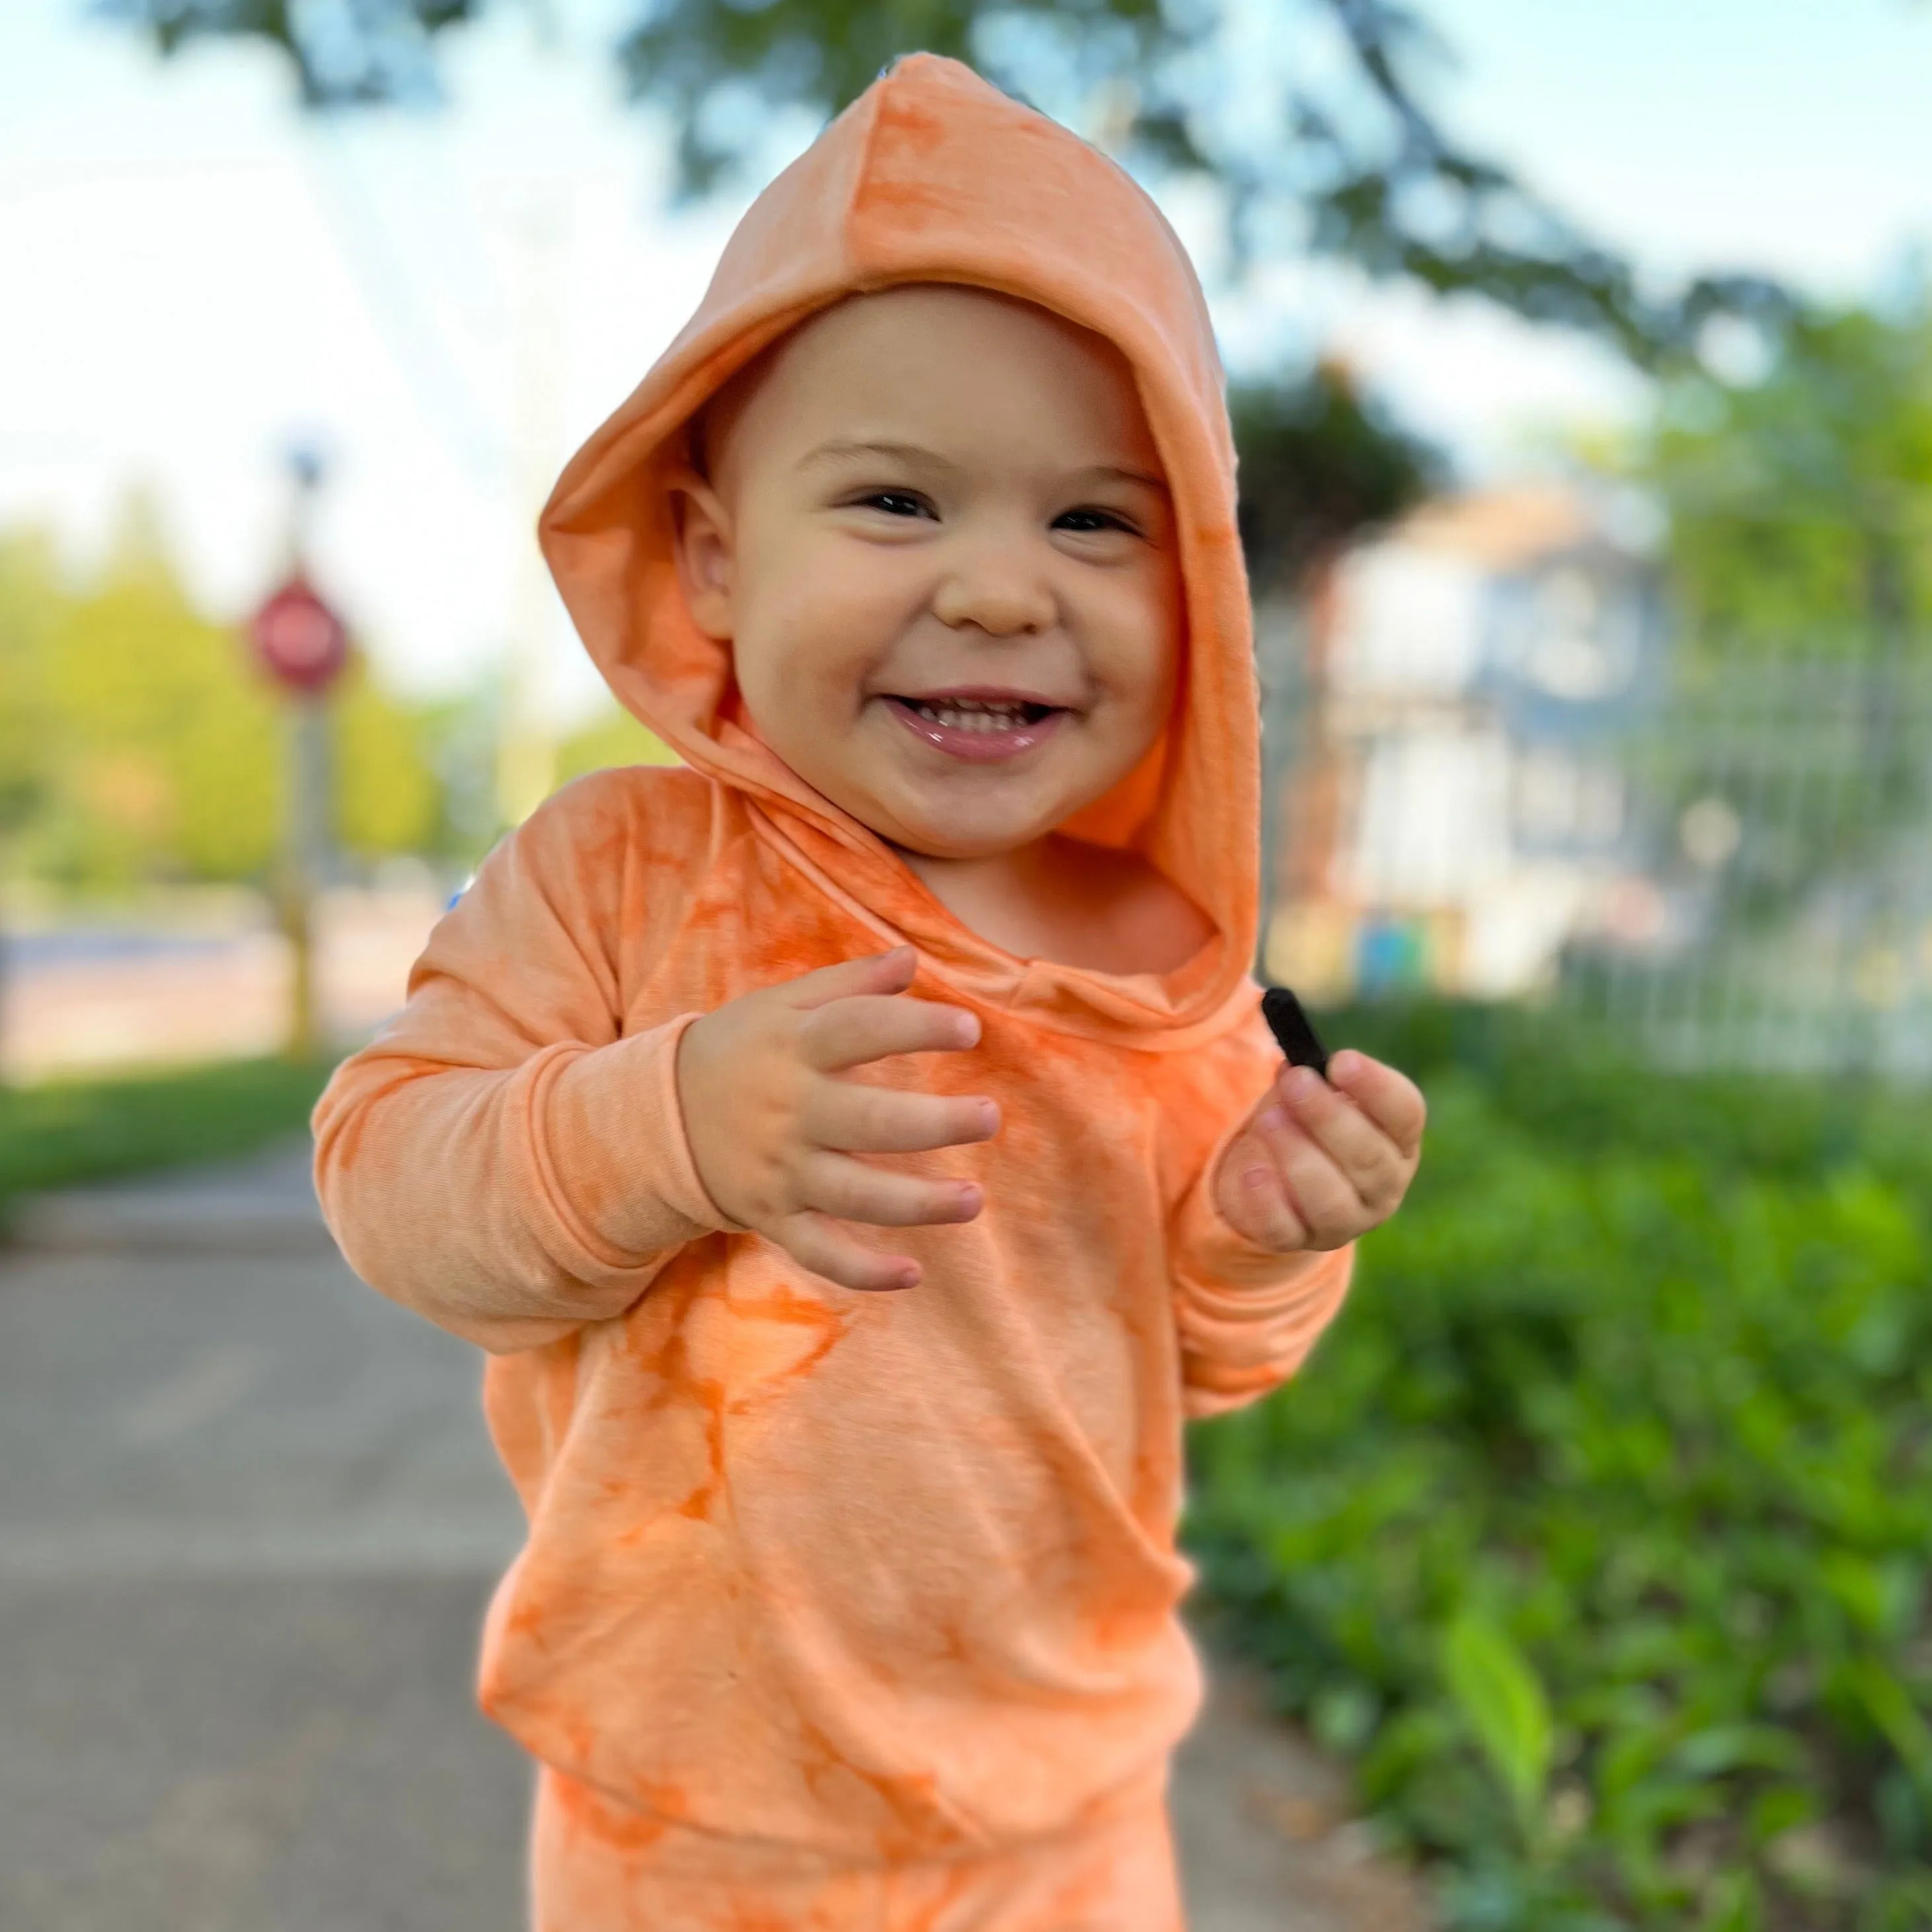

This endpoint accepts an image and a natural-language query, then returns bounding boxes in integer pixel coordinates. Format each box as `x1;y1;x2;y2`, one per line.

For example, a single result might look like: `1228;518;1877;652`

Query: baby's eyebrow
798;438;958;473
798;437;1168;494
1083;463;1170;495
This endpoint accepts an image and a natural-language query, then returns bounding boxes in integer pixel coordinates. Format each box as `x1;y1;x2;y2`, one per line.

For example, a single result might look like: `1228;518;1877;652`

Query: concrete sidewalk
0;1147;1422;1931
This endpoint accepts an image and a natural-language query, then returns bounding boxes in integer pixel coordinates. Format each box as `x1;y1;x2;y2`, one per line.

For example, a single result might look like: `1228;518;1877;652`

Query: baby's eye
1054;507;1138;536
855;490;936;520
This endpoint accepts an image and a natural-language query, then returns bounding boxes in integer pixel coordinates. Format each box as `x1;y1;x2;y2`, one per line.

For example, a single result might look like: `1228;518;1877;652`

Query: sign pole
280;695;332;1060
247;449;349;1063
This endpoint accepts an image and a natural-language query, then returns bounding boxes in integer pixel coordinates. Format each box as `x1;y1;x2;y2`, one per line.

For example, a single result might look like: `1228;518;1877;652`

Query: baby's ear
666;463;734;640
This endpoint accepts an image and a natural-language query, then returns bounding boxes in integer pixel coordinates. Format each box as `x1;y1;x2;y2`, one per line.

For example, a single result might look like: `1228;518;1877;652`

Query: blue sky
1;0;1927;710
1430;0;1931;291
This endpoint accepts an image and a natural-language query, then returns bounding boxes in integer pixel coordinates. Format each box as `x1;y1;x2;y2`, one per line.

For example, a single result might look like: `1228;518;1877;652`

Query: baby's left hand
1214;1051;1425;1253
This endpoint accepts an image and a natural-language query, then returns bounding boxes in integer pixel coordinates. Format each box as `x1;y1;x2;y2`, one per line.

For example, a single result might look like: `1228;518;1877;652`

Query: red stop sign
249;576;348;695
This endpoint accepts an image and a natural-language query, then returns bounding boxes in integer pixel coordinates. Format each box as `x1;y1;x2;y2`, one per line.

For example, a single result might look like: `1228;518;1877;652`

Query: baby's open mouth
894;696;1060;733
880;691;1073;763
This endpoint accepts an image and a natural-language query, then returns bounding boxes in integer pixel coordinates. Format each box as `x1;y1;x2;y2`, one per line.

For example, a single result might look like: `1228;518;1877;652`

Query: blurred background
3;3;1931;1929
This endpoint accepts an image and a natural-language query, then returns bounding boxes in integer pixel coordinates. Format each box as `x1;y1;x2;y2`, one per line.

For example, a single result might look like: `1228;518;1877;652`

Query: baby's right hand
675;946;997;1292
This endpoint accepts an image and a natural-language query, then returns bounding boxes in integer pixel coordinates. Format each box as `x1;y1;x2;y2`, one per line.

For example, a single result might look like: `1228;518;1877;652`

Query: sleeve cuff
533;1015;740;1274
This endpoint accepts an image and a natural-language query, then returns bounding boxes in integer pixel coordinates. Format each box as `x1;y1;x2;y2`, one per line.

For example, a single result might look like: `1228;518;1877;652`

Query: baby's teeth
910;699;1027;732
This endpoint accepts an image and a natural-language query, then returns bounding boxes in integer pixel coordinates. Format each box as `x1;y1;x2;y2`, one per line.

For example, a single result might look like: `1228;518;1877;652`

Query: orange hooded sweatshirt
314;52;1352;1929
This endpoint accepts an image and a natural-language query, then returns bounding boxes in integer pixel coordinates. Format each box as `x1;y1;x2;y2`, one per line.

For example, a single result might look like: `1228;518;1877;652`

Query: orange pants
529;1767;1184;1932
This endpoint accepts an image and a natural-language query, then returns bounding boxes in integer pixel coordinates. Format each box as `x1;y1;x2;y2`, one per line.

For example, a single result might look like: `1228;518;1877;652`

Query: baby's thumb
787;945;917;1011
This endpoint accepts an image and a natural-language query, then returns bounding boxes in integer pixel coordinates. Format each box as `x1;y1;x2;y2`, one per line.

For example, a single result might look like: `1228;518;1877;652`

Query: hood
539;53;1260;1044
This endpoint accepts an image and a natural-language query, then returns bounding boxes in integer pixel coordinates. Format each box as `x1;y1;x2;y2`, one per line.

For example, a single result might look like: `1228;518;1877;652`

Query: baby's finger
798;1151;983;1229
1226;1145;1310;1251
779;1210;920;1294
1252;1110;1361;1250
804;1081;999;1155
801;993;979;1072
1274;1066;1407;1214
1325;1052;1426;1160
783;945;918;1011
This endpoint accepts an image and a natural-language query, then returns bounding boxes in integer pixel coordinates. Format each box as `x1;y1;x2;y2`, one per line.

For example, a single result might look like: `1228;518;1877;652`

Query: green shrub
1186;1008;1932;1930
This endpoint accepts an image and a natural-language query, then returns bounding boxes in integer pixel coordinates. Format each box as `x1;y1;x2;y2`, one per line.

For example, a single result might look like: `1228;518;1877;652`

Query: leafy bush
1186;1007;1932;1931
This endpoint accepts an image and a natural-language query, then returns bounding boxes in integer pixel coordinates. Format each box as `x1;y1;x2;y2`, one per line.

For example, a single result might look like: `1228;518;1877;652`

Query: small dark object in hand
1261;987;1330;1079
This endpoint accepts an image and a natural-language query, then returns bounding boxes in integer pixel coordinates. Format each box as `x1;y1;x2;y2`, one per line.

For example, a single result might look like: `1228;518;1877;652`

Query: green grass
0;1056;334;1224
1186;1004;1932;1932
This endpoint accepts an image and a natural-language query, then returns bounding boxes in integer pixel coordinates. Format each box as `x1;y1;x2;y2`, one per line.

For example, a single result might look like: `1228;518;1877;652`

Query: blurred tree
34;498;282;886
333;658;444;859
413;688;507;866
1235;357;1440;594
0;531;65;1082
1646;305;1932;657
0;499;447;888
1631;305;1932;943
0;531;61;851
554;703;679;787
102;0;1786;367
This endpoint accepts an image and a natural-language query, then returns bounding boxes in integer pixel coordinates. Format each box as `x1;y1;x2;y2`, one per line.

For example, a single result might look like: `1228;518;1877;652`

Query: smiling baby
315;52;1422;1932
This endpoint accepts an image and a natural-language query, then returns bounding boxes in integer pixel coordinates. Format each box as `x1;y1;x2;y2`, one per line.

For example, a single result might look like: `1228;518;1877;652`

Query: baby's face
673;285;1181;860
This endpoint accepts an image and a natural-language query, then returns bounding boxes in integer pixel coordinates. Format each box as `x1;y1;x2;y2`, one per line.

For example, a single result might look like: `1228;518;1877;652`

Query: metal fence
1576;645;1932;1079
1258;613;1932;1080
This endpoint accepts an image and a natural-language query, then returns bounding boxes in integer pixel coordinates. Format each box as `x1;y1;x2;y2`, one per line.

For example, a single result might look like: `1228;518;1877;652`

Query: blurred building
1260;485;1668;1001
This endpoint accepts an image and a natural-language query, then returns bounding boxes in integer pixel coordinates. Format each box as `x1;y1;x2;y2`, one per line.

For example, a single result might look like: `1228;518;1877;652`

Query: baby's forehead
693;283;1153;491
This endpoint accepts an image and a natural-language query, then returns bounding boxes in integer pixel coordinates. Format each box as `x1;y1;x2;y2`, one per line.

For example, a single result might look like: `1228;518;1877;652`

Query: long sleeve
312;773;733;1354
1167;1015;1355;1420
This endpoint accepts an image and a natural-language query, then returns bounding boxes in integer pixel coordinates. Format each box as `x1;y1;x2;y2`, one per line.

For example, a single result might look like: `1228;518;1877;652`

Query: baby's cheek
1115;551;1184;689
734;620;864;769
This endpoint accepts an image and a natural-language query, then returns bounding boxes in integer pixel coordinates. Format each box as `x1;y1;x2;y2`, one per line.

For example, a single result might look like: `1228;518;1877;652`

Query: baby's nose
931;561;1054;637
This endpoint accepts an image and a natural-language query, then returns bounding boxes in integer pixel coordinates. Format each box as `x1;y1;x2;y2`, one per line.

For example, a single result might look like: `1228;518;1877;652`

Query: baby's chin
882;822;1054;863
796;749;1093;861
869;794;1068;864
